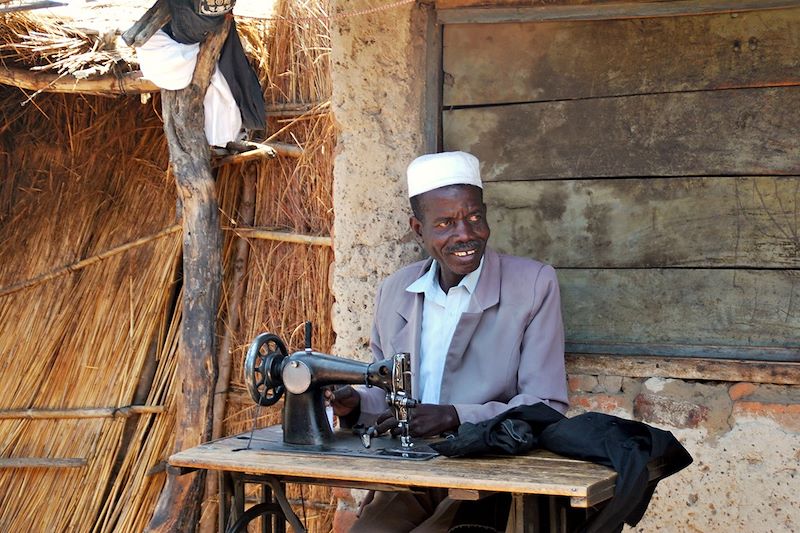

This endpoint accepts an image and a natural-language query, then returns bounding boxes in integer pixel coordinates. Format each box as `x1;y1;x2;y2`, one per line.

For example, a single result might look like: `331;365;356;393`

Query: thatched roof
0;0;277;95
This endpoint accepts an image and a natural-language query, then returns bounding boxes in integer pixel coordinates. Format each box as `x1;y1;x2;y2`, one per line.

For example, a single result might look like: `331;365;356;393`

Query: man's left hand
374;404;460;438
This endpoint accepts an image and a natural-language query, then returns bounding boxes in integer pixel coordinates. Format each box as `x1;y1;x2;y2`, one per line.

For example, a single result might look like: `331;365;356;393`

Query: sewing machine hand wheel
245;333;288;406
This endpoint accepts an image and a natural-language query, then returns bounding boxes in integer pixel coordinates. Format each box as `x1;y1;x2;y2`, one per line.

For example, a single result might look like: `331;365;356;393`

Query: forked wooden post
144;17;231;533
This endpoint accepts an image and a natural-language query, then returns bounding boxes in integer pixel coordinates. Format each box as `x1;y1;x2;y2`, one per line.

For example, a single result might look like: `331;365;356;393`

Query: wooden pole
121;0;171;47
144;17;231;533
0;406;163;419
0;458;87;469
230;227;333;247
199;165;258;533
0;66;159;96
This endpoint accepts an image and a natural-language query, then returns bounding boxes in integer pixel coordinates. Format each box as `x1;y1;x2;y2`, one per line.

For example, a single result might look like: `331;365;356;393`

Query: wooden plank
169;429;617;500
559;269;800;361
566;354;800;385
436;0;800;23
485;177;800;268
438;0;648;9
425;2;443;152
449;488;497;500
443;87;800;179
444;8;800;106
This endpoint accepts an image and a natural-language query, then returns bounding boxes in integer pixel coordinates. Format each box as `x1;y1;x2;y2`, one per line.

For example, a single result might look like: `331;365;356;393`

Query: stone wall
568;375;800;531
329;2;800;531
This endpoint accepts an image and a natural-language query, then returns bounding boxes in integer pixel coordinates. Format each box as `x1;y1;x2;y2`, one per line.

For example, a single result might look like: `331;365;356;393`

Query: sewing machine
243;323;434;460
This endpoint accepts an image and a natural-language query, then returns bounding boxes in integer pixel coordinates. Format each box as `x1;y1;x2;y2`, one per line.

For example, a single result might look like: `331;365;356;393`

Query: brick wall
331;375;800;532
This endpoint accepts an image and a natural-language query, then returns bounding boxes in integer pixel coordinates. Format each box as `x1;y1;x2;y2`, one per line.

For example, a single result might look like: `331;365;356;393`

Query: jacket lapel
391;259;430;398
442;248;501;382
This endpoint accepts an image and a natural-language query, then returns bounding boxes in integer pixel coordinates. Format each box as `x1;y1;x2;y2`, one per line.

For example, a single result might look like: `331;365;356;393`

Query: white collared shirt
406;258;484;404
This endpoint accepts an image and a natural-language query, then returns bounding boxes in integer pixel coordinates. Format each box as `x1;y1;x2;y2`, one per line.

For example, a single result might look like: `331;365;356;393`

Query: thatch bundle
0;11;130;75
0;0;336;529
0;90;182;531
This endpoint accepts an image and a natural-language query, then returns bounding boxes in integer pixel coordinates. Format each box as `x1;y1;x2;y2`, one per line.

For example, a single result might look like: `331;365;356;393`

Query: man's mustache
446;241;483;254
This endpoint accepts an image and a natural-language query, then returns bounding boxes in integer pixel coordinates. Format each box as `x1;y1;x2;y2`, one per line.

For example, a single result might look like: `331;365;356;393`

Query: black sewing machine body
244;330;430;458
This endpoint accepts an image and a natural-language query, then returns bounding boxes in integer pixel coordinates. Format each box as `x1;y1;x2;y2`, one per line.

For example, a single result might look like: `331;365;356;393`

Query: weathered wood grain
436;0;800;23
169;427;618;505
566;354;800;385
558;268;800;361
485;177;800;268
437;0;652;9
444;8;800;106
0;458;87;469
443;87;800;179
146;20;229;533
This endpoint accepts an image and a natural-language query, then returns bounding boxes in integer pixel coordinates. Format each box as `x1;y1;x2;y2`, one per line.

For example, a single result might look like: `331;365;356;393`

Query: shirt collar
406;256;484;295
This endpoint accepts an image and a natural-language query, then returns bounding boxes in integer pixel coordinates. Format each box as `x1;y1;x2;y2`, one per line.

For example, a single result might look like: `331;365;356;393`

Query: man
331;151;568;531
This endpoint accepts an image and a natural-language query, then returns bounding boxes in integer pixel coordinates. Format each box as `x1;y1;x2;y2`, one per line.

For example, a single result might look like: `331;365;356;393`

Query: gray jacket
358;247;569;425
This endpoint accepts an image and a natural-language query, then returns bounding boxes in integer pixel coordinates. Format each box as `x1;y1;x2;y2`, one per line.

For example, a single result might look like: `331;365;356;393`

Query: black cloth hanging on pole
164;0;266;131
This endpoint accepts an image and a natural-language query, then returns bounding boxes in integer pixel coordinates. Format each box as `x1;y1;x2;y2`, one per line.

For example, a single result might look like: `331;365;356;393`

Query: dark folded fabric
431;403;693;533
430;403;565;457
539;412;693;533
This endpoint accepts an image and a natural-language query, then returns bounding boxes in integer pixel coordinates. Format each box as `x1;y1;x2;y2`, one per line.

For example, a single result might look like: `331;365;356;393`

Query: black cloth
164;0;266;131
539;412;692;533
166;0;225;43
431;403;693;533
430;403;566;457
217;21;266;130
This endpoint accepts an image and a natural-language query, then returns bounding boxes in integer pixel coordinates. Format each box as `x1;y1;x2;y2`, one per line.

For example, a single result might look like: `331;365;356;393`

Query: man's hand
324;386;360;417
374;404;460;438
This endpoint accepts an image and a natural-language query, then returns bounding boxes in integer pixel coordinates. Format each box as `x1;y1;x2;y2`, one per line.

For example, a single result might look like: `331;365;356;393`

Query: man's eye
435;220;450;228
468;214;482;222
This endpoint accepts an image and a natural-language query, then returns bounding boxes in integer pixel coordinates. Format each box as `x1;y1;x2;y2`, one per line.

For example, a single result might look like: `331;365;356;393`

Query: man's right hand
325;385;361;417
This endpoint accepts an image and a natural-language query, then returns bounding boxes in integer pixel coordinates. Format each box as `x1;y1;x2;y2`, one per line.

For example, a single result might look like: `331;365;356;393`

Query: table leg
260;482;287;533
260;483;270;533
233;473;246;525
219;471;231;533
512;494;588;533
511;494;540;533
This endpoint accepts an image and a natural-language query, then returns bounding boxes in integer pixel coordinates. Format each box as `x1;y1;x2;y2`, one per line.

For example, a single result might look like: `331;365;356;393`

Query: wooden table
169;426;626;533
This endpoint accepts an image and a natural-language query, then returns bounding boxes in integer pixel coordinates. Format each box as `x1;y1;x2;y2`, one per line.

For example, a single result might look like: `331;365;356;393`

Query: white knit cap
407;151;482;198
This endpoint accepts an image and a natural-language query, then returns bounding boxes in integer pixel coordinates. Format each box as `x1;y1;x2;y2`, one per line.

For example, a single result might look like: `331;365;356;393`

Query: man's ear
409;216;423;238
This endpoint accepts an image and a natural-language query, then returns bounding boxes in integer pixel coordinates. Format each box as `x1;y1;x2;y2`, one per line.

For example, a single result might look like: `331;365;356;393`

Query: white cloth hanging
136;30;242;146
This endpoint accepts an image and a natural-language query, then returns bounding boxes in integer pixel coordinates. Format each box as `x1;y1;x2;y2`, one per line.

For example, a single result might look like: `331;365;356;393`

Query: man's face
410;185;490;291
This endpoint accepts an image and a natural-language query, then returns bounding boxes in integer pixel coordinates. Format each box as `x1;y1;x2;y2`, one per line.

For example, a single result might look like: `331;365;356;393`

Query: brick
728;382;757;401
331;486;355;504
332;508;358;533
732;401;800;432
568;374;598;393
634;392;709;429
597;375;624;394
569;393;630;414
